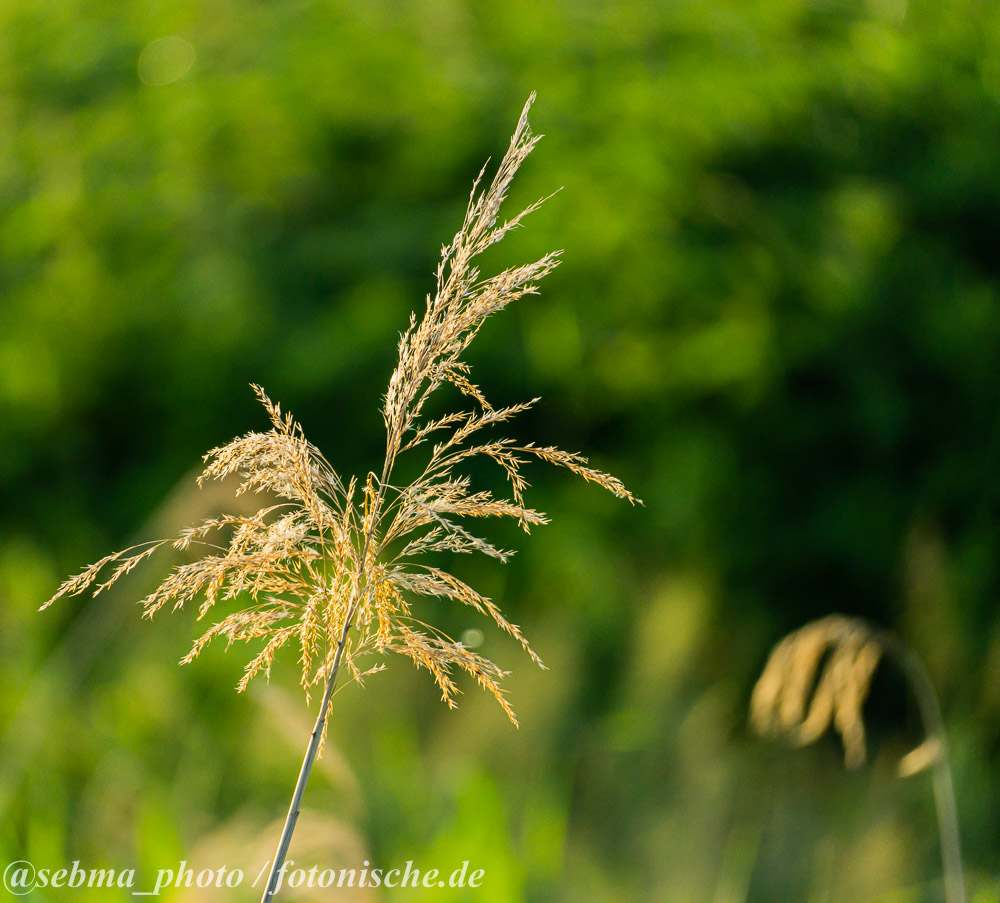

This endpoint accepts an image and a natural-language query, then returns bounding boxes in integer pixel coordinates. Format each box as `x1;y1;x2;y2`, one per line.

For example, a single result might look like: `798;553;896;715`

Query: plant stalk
878;632;966;903
258;618;352;902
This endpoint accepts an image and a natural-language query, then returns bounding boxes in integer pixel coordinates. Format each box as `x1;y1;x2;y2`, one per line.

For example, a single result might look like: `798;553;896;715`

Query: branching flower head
42;94;638;727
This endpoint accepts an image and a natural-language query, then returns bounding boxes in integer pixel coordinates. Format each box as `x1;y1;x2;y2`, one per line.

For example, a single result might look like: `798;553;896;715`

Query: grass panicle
751;615;966;903
42;92;637;730
750;615;882;769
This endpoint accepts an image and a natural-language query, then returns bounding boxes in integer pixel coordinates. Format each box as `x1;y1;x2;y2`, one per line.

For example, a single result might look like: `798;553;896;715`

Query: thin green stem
258;612;352;902
877;631;966;903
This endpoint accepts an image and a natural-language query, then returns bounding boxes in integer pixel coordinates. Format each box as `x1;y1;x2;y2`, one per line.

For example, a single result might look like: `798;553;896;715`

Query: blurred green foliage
2;0;1000;900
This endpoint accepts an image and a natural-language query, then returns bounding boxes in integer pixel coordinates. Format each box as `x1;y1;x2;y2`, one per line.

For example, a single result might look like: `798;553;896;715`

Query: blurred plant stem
877;631;966;903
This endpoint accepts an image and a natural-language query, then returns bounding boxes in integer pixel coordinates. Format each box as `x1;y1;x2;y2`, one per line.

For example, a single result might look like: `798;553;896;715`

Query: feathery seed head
41;95;637;727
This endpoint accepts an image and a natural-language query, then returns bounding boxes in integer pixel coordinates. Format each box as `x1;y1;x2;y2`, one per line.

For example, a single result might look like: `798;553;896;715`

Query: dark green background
2;1;999;900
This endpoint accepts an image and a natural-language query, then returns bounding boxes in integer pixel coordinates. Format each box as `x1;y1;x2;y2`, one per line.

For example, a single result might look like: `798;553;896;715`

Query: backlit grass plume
751;615;966;903
42;95;637;901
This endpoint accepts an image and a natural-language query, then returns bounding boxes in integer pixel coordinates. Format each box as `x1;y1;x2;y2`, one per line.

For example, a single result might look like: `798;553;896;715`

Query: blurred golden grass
178;810;372;903
751;615;882;769
751;615;967;903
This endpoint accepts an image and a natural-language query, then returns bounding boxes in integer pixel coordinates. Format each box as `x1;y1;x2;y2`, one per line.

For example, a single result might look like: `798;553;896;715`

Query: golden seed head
42;95;637;727
750;615;882;768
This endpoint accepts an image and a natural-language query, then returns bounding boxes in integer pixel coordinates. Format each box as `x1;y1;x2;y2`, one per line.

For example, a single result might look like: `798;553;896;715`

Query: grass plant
41;94;636;901
752;615;966;903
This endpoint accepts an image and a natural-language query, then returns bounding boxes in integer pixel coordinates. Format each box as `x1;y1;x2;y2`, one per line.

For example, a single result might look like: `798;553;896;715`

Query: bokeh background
2;1;1000;900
